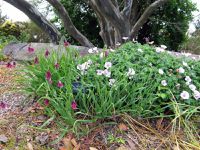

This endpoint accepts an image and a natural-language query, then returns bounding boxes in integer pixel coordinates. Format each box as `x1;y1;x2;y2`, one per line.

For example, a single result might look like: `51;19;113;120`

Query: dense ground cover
21;42;200;131
0;41;200;149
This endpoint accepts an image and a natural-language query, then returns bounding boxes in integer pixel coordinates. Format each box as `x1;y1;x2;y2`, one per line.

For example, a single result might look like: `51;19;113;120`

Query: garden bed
0;42;200;149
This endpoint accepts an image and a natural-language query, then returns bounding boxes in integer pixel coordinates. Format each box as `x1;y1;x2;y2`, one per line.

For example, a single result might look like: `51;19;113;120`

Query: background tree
52;0;195;50
3;0;196;50
0;7;7;24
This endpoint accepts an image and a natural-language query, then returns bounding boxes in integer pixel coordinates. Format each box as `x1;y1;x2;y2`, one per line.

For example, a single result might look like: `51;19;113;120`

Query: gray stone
3;42;92;61
3;42;200;61
35;134;49;145
0;134;8;143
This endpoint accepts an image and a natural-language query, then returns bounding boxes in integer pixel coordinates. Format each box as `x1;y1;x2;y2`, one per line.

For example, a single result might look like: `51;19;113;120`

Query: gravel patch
0;92;28;117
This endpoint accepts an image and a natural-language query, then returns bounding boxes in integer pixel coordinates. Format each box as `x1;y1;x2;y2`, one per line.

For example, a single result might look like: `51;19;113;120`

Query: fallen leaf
62;137;73;150
73;143;80;150
116;145;129;150
59;147;67;150
118;123;128;131
27;142;33;150
89;147;98;150
126;139;137;150
156;118;164;130
71;138;78;147
0;134;8;143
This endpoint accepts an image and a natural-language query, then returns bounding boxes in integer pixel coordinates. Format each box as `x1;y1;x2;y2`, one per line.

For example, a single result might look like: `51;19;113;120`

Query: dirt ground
0;64;200;150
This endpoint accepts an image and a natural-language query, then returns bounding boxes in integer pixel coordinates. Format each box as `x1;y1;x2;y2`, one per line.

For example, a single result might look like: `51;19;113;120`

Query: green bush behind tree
51;0;196;50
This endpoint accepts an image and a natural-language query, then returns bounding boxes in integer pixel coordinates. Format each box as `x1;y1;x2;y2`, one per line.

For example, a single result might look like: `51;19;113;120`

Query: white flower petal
180;91;190;100
104;62;112;69
161;80;167;86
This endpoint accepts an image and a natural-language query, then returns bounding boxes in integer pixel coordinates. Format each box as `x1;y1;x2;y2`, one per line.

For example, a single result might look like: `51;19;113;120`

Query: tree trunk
46;0;94;47
3;0;61;44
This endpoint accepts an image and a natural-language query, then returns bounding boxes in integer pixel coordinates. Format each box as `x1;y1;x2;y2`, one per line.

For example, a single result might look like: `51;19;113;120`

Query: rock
37;115;47;121
3;42;92;61
35;133;49;145
0;134;8;143
3;42;200;61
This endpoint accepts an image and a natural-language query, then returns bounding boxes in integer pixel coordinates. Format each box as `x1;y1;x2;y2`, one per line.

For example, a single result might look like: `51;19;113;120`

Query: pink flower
0;102;6;109
64;41;70;47
45;49;50;57
45;70;52;84
54;63;60;69
71;101;77;110
12;61;16;66
28;46;35;53
57;81;64;88
6;62;13;68
34;57;39;64
105;50;109;57
44;99;49;106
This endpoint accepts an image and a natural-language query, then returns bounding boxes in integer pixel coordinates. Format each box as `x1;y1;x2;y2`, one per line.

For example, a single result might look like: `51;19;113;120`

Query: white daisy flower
97;70;104;76
161;80;167;86
182;61;188;67
100;52;104;59
126;68;135;77
103;69;111;78
155;47;164;53
88;48;94;54
137;48;143;52
180;91;190;100
92;47;98;53
122;37;129;40
87;59;93;65
148;41;154;45
109;79;116;86
77;64;83;70
116;42;121;46
109;49;115;52
185;76;192;83
158;69;164;75
193;90;200;100
160;45;167;49
104;62;112;69
189;84;196;91
178;67;185;74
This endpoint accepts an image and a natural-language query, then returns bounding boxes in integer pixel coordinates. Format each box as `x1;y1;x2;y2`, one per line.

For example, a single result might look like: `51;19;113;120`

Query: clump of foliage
51;0;195;50
18;21;50;43
22;42;200;127
179;30;200;55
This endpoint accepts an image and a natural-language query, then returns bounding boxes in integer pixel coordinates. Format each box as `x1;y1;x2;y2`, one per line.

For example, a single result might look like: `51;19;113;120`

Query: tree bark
3;0;61;44
46;0;94;47
129;0;169;39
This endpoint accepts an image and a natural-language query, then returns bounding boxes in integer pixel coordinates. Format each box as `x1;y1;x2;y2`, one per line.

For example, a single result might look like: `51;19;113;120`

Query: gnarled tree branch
129;0;169;39
122;0;133;19
90;0;128;36
46;0;94;47
3;0;61;43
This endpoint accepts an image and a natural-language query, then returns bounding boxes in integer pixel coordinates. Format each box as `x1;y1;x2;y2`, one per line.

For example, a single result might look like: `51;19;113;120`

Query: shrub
179;30;200;55
21;42;200;126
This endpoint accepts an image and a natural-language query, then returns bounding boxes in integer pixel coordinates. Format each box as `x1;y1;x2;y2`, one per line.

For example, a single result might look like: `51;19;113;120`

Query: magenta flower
34;57;39;64
64;41;70;47
12;61;16;66
54;63;60;69
44;99;50;106
0;102;6;109
57;81;64;88
28;46;35;53
45;49;50;57
6;62;13;68
45;70;52;84
71;101;77;110
105;50;109;57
